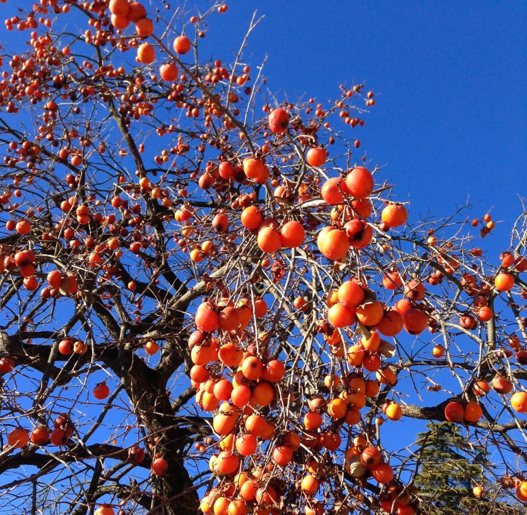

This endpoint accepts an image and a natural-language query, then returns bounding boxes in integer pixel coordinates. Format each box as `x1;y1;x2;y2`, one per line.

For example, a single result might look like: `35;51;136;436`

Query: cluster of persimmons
0;1;527;515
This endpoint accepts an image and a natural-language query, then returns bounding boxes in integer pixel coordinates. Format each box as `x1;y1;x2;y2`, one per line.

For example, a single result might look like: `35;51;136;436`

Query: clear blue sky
203;1;527;251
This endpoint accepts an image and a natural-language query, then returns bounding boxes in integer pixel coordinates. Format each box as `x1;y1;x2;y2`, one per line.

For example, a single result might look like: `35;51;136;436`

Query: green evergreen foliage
414;421;522;515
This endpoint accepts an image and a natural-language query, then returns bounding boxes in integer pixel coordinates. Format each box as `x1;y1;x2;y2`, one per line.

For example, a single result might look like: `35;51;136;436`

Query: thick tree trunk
117;349;199;515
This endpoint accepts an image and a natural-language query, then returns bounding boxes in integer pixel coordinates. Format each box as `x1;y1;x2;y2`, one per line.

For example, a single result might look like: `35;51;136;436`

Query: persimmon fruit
174;35;192;54
306;148;327;167
268;108;289;133
345;167;374;199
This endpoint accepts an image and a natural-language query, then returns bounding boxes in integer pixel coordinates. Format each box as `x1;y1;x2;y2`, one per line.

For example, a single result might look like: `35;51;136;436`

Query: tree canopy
0;2;526;515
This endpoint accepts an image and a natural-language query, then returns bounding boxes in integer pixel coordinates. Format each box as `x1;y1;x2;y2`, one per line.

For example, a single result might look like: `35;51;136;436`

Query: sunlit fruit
370;463;394;484
93;382;110;400
317;227;349;260
345;167;374;198
382;203;408;228
268;108;289;133
495;272;514;292
152;457;169;475
321;177;349;205
511;391;527;413
174;35;192;54
8;427;29;448
492;376;513;394
306;148;327;167
280;221;305;248
338;280;365;308
463;401;482;422
403;308;429;335
258;227;282;253
444;401;464;422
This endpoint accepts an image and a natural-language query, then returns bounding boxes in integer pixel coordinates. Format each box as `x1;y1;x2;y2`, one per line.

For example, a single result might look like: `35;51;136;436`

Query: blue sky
200;1;526;250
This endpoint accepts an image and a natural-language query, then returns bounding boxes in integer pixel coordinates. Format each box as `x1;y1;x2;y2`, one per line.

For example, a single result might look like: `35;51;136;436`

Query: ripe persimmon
345;167;373;199
321;177;349;204
492;375;513;394
404;280;425;301
370;463;393;484
227;500;247;515
212;213;229;233
432;344;445;358
137;42;155;64
385;403;402;421
514;256;527;272
328;398;347;419
356;301;384;326
160;62;178;81
8;427;29;448
473;380;490;396
511;392;527;413
303;411;323;430
109;0;130;16
257;227;282;253
93;382;110;400
30;427;49;445
328;303;356;328
218;343;243;367
135;17;154;37
280;221;305;248
495;272;514;292
95;507;115;515
190;365;210;383
300;475;319;495
361;330;381;352
403;308;429;335
243;158;264;180
236;433;258;456
241;205;263;229
344;219;373;248
317;227;349;260
477;306;493;321
383;270;403;290
195;303;219;332
381;204;408;228
360;446;381;467
377;366;397;386
251;381;274;406
240;480;258;501
464;401;482;422
128;2;147;22
241;356;263;381
363;354;381;372
376;309;404;336
262;360;285;382
213;412;237;435
268;108;289;133
212;496;229;515
16;220;31;235
272;445;293;466
444;401;464;422
306;148;327;167
111;15;129;29
151;457;169;475
245;414;267;436
145;340;159;355
338;280;365;308
173;35;192;54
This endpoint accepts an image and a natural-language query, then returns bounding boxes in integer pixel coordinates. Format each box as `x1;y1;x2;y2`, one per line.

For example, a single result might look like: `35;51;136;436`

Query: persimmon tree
0;2;527;515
